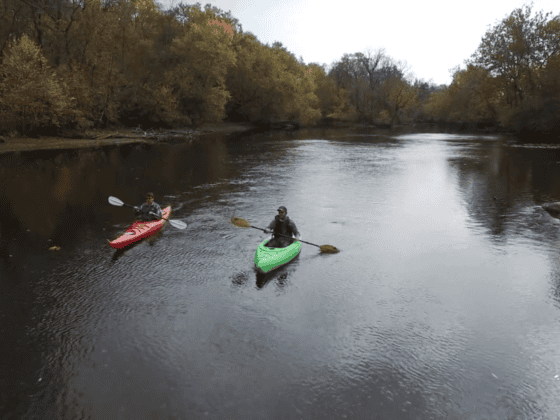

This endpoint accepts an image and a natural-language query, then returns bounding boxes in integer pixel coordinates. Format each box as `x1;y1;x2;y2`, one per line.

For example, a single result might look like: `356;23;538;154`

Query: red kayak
109;206;171;249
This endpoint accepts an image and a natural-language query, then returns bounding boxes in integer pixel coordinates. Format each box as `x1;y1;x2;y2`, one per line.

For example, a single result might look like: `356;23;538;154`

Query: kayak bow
109;206;171;249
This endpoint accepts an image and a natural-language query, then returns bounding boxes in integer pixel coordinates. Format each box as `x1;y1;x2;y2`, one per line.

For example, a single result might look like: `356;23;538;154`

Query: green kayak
254;239;302;274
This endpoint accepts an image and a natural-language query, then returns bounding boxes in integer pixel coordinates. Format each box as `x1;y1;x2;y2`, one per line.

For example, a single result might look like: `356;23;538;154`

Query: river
1;128;560;419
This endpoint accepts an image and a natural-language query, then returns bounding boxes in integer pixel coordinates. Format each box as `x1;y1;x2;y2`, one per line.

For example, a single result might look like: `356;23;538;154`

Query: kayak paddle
231;216;339;254
108;196;187;229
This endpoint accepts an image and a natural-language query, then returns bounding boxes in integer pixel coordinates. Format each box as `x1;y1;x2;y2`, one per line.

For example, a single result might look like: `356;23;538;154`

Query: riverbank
0;122;257;154
1;119;542;155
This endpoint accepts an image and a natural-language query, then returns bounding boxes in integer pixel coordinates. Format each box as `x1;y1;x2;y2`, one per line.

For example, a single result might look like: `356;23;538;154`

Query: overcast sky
156;0;560;86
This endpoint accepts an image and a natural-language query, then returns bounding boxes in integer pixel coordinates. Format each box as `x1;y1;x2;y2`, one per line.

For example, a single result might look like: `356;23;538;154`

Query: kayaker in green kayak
263;206;301;248
134;192;163;221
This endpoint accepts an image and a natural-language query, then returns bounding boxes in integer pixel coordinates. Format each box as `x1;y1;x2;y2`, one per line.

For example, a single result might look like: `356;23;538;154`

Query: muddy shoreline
0;122;258;155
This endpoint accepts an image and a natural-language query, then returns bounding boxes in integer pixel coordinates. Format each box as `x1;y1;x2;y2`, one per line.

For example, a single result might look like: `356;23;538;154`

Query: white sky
156;0;560;86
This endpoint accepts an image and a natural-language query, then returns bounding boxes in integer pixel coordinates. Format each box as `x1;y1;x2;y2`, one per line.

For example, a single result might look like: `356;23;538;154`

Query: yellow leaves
134;0;155;17
188;10;235;50
0;35;86;131
2;38;47;77
424;65;501;123
0;0;338;130
298;102;321;125
225;38;303;122
141;83;183;124
424;86;452;120
160;11;236;125
376;77;418;125
304;63;350;119
472;3;560;87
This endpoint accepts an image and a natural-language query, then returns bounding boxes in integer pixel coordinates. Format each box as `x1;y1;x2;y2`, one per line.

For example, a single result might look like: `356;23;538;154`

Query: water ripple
7;131;560;420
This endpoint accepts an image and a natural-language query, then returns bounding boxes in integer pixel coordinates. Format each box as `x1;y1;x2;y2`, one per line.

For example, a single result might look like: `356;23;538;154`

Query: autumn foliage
0;1;558;138
0;0;321;135
0;35;87;134
424;5;560;135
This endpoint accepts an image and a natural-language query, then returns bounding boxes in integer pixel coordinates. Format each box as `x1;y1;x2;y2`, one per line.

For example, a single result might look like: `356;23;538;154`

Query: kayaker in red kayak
263;206;301;248
134;192;163;221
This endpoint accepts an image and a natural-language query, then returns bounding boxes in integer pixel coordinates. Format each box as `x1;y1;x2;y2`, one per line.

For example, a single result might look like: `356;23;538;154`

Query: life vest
272;215;295;238
138;202;162;221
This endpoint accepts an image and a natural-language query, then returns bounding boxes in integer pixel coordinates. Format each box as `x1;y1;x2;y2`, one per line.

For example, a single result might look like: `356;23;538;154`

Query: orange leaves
207;18;234;39
134;0;155;17
136;0;154;12
302;67;314;86
192;18;235;40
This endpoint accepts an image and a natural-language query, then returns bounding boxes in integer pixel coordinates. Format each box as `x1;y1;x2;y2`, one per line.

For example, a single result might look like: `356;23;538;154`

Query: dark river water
1;128;560;420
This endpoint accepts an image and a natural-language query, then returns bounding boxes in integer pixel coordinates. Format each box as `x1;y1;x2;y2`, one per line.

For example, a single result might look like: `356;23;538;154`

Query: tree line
1;1;559;137
425;4;560;135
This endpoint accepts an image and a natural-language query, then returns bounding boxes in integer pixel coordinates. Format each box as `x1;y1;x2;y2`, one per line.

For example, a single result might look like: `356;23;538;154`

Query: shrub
0;35;86;135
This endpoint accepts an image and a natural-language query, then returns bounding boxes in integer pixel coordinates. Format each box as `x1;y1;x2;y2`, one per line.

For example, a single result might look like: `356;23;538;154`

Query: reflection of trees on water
3;148;115;238
434;137;560;311
0;134;243;255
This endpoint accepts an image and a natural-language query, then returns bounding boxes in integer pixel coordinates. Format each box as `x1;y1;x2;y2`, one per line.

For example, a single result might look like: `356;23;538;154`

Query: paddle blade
108;196;124;206
319;245;339;254
169;219;187;229
231;217;250;228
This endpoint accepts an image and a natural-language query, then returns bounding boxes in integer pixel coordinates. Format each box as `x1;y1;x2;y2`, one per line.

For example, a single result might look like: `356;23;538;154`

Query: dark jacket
267;215;299;239
135;202;163;221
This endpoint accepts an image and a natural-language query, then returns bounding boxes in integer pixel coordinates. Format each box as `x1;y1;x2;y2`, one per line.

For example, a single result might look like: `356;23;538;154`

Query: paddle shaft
111;199;157;215
118;201;169;223
249;225;320;248
142;211;186;229
109;196;186;229
118;203;165;221
149;212;171;222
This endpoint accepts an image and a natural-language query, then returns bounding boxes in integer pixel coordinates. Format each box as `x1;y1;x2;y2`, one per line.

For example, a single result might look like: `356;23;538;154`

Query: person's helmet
277;206;287;214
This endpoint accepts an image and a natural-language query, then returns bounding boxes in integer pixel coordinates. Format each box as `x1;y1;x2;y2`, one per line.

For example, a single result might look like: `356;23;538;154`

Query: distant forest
1;1;559;138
